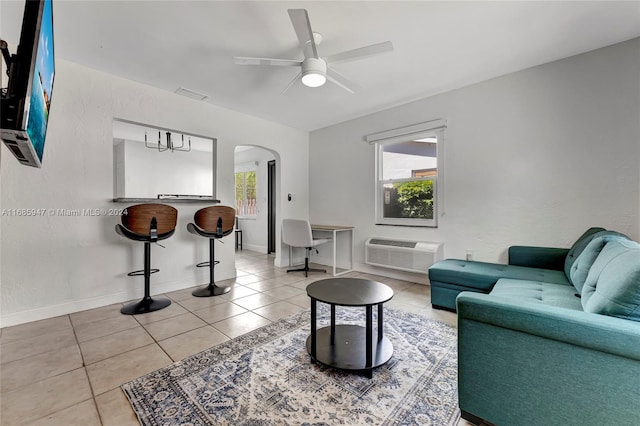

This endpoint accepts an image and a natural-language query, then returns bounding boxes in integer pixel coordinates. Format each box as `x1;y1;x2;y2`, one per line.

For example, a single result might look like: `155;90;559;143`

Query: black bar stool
115;203;177;315
187;205;235;297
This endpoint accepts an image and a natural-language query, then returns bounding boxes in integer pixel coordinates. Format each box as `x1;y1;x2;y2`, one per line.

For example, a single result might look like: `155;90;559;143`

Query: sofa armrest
508;246;569;271
457;292;640;359
457;292;640;425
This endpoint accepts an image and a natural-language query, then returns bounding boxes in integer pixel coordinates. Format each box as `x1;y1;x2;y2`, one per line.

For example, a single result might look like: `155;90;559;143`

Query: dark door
267;160;276;253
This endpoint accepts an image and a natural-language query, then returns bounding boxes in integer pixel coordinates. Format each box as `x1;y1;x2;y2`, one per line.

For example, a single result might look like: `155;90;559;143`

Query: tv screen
0;0;55;168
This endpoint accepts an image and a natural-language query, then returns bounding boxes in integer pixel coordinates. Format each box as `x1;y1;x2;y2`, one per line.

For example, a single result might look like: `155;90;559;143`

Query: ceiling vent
174;87;208;101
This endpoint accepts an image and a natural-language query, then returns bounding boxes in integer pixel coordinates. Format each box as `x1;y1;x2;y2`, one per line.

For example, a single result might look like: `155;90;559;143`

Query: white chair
282;219;331;277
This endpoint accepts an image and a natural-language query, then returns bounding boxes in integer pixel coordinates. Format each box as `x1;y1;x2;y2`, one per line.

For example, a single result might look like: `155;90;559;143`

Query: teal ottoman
428;259;570;311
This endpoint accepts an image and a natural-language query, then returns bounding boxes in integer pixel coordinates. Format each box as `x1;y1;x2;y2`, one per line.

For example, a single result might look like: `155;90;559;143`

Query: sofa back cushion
581;239;640;321
564;227;606;279
569;232;630;292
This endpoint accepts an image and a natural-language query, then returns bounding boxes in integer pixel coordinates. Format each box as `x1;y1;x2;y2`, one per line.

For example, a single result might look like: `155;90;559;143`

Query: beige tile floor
0;251;472;425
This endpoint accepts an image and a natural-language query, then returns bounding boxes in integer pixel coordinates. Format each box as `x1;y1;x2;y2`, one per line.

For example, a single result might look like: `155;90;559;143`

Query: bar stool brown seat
187;205;235;297
115;203;177;315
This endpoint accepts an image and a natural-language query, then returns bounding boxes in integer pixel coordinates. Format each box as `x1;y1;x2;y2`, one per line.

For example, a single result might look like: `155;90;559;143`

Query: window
235;169;256;217
373;126;443;227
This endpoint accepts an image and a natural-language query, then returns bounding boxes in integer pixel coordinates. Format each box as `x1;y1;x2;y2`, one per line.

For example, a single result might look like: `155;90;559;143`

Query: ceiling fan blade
325;41;393;64
234;57;302;67
281;71;302;95
288;9;318;59
326;68;358;94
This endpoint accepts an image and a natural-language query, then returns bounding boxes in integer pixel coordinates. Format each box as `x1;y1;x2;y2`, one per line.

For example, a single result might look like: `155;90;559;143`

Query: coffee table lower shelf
306;324;393;375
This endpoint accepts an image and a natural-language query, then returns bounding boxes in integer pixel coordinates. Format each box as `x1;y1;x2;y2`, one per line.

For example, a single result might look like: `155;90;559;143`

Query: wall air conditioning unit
365;238;443;274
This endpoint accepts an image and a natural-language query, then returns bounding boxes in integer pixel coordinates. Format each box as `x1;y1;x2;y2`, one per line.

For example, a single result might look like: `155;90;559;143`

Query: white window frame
369;120;445;228
235;162;257;218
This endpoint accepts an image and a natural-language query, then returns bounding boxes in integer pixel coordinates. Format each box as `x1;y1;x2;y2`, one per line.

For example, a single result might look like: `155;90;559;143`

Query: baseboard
273;253;287;268
242;243;267;253
1;268;237;328
1;290;143;328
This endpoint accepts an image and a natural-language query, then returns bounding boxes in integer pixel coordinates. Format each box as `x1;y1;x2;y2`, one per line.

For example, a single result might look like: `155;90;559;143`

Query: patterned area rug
122;305;459;425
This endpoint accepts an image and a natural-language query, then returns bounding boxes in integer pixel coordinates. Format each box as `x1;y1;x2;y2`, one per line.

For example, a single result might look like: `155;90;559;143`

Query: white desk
311;224;355;276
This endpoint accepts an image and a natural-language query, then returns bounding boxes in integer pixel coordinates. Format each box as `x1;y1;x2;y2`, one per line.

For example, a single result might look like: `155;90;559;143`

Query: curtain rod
365;119;447;144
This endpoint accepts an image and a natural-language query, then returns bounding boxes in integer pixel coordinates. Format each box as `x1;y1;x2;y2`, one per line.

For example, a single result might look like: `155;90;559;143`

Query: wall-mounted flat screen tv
1;0;55;168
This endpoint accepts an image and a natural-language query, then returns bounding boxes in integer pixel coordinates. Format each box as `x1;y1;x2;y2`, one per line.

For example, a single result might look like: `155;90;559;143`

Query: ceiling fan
234;9;393;94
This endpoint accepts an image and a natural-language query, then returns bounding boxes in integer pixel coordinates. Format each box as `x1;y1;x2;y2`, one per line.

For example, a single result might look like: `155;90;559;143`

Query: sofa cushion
581;239;640;321
563;227;606;279
490;279;583;310
429;259;570;293
569;232;630;293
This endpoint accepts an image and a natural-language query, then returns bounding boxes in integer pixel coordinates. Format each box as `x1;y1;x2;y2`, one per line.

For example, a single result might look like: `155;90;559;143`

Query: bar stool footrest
196;261;220;268
128;268;159;277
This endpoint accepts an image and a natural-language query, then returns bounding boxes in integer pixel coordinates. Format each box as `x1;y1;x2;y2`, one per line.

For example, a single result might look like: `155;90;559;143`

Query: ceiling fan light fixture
233;9;393;94
301;57;327;88
301;72;326;88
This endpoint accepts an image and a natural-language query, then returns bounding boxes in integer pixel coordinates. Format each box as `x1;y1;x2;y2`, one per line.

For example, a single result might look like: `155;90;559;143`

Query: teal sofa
430;228;640;425
428;227;612;311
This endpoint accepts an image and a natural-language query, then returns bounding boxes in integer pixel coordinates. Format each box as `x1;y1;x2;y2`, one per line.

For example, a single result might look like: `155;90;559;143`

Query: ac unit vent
365;238;443;274
369;238;417;248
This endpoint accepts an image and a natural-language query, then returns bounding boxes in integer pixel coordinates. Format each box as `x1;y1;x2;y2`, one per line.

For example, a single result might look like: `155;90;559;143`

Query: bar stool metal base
121;242;172;315
191;237;230;297
192;284;230;297
121;296;171;315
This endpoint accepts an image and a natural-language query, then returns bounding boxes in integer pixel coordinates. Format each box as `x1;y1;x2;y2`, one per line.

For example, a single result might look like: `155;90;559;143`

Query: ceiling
1;1;639;131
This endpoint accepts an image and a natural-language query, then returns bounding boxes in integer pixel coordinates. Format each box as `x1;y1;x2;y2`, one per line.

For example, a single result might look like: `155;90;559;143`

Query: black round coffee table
306;278;394;378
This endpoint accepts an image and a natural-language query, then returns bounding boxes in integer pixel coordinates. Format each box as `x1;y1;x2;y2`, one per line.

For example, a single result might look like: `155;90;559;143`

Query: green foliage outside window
245;171;256;199
235;171;257;216
393;180;434;219
235;172;243;201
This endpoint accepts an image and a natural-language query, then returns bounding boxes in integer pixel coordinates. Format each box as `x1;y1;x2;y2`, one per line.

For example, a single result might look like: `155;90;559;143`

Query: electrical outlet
466;250;473;261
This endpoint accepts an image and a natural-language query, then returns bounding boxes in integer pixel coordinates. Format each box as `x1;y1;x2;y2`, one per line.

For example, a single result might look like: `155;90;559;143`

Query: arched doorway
234;145;279;255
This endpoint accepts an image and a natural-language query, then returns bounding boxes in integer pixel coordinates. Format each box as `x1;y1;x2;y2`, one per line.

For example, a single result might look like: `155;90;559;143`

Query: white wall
0;59;309;327
310;38;640;281
120;140;213;198
235;146;276;253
